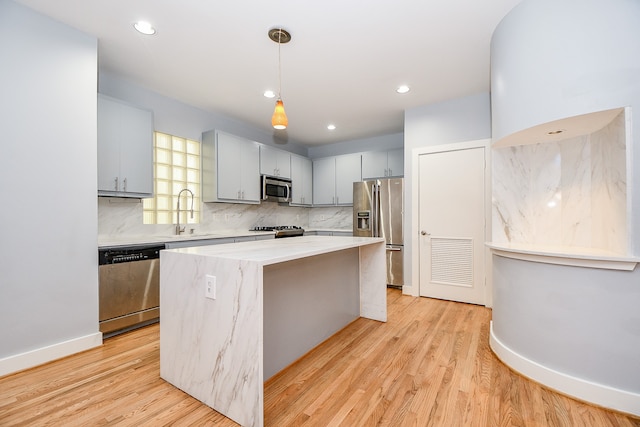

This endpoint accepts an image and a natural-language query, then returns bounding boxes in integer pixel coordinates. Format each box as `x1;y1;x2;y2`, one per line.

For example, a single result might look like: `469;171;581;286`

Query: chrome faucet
175;188;195;235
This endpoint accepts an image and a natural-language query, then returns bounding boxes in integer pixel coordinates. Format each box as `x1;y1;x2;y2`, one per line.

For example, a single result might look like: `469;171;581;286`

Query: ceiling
15;0;522;146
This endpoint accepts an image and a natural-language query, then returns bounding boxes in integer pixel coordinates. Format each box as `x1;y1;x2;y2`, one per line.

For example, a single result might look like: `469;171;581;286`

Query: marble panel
492;146;534;244
528;143;562;246
160;252;263;427
359;243;388;321
559;136;592;248
590;112;627;253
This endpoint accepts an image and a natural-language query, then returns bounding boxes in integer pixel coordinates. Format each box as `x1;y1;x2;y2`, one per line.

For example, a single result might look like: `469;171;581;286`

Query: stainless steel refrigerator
353;178;404;288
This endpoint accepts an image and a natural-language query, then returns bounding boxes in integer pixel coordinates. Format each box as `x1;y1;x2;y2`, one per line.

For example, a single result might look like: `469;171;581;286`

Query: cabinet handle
114;177;119;191
241;190;245;199
123;178;127;192
388;168;392;176
237;190;241;199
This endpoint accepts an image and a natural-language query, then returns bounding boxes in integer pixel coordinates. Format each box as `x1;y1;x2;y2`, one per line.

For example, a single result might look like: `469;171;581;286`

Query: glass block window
143;132;201;225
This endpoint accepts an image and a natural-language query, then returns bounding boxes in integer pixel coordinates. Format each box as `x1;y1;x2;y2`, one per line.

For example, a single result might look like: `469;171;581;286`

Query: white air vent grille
431;238;473;287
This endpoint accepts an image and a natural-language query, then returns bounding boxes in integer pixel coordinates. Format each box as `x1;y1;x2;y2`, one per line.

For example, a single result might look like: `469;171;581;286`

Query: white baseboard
0;332;102;377
490;322;640;417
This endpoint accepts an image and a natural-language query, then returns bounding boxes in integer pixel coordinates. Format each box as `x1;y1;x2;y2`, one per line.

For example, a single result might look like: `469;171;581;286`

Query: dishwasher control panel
98;244;165;265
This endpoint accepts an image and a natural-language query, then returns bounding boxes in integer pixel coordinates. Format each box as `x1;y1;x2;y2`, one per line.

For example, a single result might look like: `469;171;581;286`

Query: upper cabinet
260;145;291;179
202;130;260;204
313;153;361;206
361;148;403;179
290;154;313;206
97;94;154;198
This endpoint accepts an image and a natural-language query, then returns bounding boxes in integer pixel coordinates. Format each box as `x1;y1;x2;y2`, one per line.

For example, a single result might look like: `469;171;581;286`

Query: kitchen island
159;235;387;427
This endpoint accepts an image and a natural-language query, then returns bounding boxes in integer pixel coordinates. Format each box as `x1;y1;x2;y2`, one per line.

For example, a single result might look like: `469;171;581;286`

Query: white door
418;146;486;305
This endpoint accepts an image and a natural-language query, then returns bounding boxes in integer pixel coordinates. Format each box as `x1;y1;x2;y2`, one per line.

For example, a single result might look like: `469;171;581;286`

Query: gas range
250;225;304;238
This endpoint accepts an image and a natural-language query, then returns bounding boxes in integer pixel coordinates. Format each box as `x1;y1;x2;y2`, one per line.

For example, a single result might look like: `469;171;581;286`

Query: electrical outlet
205;275;216;300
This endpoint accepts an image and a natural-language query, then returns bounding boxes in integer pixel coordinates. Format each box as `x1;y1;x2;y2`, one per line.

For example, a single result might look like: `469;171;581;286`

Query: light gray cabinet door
361;151;387;179
335;153;361;205
216;132;243;200
215;131;260;203
97;94;153;197
312;157;336;205
362;149;403;179
290;155;312;205
387;148;404;177
240;140;261;202
260;145;291;179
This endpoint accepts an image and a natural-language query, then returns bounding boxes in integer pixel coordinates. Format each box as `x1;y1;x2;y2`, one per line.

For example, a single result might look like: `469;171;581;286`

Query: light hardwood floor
1;289;638;426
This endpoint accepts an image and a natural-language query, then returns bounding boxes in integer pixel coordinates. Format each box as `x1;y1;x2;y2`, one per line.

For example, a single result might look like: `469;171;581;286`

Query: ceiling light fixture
134;21;156;35
263;90;276;99
327;124;336;130
268;28;291;130
396;85;410;94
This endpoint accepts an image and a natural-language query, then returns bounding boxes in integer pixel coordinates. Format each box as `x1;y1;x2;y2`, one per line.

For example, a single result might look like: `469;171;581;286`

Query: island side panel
359;242;387;322
160;251;264;427
263;248;360;380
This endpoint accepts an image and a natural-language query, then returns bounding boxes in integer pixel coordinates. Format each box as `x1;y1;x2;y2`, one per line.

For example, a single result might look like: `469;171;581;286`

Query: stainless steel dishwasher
98;243;165;336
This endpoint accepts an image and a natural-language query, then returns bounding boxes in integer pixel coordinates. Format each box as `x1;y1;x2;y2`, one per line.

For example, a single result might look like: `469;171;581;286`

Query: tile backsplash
98;198;353;237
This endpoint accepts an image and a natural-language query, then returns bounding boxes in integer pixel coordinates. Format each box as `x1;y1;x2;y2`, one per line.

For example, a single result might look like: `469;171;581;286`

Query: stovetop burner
250;225;304;238
251;225;302;231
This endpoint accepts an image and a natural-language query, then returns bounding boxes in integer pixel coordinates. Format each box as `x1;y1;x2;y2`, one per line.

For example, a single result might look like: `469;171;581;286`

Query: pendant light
268;28;291;130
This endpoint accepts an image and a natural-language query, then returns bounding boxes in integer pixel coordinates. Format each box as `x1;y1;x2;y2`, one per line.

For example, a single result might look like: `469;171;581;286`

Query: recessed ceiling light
134;21;156;35
263;90;276;99
396;85;410;94
327;124;336;130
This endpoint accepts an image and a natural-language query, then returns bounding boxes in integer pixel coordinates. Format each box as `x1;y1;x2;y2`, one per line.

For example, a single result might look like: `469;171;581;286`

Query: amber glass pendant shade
272;99;288;130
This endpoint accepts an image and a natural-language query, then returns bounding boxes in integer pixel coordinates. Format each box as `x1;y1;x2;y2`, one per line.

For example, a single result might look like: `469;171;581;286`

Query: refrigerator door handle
386;246;402;251
372;183;379;237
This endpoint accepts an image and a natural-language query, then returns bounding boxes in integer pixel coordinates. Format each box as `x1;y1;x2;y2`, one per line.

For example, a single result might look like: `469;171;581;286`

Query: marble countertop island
159;236;387;427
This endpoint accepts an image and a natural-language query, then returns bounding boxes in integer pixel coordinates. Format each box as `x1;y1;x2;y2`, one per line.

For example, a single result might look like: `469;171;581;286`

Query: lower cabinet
305;231;353;236
164;234;274;249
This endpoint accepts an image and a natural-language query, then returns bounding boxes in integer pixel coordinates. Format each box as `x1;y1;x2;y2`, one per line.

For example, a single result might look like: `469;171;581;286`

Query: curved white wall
490;0;640;416
491;0;640;253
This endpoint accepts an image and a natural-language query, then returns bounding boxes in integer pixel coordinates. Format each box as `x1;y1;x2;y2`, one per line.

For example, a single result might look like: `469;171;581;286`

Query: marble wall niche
492;110;628;254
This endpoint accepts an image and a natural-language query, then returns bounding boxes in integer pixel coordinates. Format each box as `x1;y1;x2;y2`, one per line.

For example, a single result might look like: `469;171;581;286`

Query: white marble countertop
98;228;353;248
166;235;385;265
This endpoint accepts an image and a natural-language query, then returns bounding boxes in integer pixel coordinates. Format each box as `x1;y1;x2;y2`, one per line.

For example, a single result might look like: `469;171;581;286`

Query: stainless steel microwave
261;175;291;203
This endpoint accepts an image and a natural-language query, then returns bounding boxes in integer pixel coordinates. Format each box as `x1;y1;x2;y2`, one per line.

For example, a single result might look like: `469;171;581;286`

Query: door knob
421;230;430;236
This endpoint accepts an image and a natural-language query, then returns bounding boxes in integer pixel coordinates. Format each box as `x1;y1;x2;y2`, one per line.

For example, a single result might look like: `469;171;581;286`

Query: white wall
403;93;492;293
491;0;640;254
489;0;640;413
0;0;100;375
307;133;403;159
99;71;309;157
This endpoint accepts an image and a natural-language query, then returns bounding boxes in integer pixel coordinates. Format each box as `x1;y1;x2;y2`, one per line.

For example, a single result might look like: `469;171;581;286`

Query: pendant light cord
277;29;282;99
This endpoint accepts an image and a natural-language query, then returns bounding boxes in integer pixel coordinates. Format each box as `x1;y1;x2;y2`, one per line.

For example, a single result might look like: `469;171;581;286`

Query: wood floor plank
1;289;639;426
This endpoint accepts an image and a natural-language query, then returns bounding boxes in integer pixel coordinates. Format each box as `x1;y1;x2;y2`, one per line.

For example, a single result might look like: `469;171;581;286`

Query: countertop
165;235;385;266
98;228;352;248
